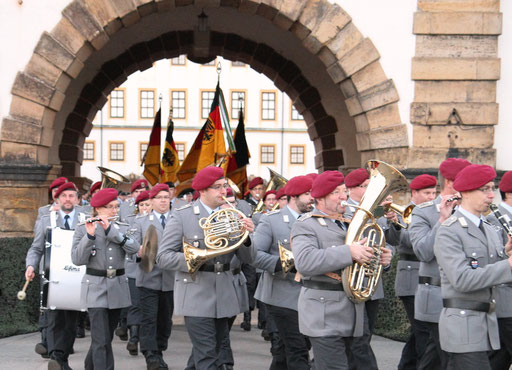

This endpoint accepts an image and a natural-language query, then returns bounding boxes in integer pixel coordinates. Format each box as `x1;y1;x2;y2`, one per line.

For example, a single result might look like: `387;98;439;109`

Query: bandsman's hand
505;235;512;256
240;217;255;233
439;193;460;224
98;216;111;230
349;238;373;264
380;247;392;266
84;218;96;236
25;266;35;281
51;203;60;212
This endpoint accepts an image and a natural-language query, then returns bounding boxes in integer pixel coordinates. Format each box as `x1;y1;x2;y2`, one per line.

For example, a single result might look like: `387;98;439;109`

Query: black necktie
479;220;486;236
64;215;70;230
160;214;166;229
335;219;345;230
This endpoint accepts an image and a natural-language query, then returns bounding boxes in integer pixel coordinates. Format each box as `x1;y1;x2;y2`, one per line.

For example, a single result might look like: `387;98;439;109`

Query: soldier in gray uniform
252;190;277;226
118;179;149;222
395;174;438;370
165;181;188;211
123;190;152;356
133;183;175;370
72;188;139;370
409;157;471;369
26;182;85;370
156;166;256;370
486;170;512;369
291;171;392;370
434;164;512;369
254;175;314;369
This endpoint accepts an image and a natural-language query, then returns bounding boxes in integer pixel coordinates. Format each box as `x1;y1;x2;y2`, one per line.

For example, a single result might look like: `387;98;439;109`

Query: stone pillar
0;164;60;237
410;0;501;167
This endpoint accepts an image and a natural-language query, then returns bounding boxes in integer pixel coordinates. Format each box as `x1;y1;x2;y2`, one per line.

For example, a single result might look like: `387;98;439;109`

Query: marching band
22;159;512;370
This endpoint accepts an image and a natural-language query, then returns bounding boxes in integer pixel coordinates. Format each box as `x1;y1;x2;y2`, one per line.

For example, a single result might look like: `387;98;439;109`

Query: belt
443;298;493;313
199;262;231;273
419;276;441;286
399;253;420;262
86;268;125;278
302;280;343;291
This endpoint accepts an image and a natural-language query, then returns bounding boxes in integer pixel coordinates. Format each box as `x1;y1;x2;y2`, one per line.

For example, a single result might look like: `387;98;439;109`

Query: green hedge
0;237;39;338
375;253;410;342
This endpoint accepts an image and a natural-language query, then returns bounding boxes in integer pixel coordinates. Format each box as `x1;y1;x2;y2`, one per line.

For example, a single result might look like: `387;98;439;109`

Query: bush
375;253;410;342
0;237;39;338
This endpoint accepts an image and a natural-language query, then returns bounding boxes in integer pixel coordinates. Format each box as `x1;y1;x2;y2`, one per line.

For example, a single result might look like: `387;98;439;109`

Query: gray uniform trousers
434;211;512;369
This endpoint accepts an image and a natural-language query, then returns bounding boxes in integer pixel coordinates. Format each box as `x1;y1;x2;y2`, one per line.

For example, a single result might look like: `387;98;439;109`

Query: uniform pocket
444;309;486;345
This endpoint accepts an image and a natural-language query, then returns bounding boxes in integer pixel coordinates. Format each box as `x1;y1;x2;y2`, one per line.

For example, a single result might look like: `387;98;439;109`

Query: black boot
126;326;139;356
269;332;287;370
240;311;251;331
115;323;128;341
145;351;160;370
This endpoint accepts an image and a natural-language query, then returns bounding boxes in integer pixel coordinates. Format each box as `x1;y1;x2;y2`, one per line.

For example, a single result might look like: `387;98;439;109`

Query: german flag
142;108;161;185
225;109;250;193
160;111;180;183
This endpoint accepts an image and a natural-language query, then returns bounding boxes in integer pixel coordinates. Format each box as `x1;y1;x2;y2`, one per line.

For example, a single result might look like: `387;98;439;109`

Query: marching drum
41;226;86;311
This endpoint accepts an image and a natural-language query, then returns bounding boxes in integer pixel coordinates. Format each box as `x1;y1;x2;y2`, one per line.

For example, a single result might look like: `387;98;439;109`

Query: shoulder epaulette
265;210;280;217
297;212;313;222
441;215;457;227
176;203;192;211
115;220;130;226
134;213;146;219
418;201;434;209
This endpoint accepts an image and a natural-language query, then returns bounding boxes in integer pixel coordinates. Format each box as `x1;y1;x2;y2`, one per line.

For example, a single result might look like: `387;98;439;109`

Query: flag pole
216;61;222;83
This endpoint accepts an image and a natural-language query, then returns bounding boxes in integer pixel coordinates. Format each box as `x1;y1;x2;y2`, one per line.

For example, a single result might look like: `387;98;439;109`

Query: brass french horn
342;160;409;303
183;197;250;279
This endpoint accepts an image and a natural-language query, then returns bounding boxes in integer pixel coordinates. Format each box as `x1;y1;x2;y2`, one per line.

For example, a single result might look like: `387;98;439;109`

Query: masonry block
410;102;498;125
63;0;109;50
413;125;494;148
1;118;42;145
413;12;502;35
338;38;380;78
412;57;500;80
414;81;496;103
415;35;498;58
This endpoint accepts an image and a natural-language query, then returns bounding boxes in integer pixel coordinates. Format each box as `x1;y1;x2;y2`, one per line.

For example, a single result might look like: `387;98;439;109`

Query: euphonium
278;240;295;274
184;197;249;279
342;160;409;303
97;166;130;189
252;168;287;215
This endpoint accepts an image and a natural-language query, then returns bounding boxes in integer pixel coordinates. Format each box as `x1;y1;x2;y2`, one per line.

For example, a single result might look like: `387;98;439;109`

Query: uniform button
109;266;113;269
272;273;275;276
490;254;494;258
320;297;325;302
331;245;335;248
109;257;113;260
472;252;476;257
184;278;188;282
460;311;466;315
217;272;220;275
425;283;429;286
492;299;496;303
407;266;411;269
86;279;89;283
284;239;288;243
109;248;112;251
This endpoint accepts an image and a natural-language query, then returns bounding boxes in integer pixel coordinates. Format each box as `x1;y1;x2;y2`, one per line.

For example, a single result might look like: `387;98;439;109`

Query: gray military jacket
119;199;136;222
72;220;139;309
434;210;512;353
123;214;138;279
231;255;249;313
237;198;257;218
486;203;512;318
291;209;365;338
133;212;175;291
253;206;301;311
26;210;85;270
155;200;257;318
408;196;443;322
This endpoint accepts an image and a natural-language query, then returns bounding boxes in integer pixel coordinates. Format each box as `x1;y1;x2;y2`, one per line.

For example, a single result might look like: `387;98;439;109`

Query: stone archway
0;0;408;235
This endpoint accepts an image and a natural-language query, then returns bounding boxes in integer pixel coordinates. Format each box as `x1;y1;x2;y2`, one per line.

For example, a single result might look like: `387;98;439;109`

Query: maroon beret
135;190;150;204
90;181;102;194
192;167;225;191
453;164;496;192
226;187;234;197
263;190;277;201
131;179;149;193
285;176;313;196
90;188;118;208
276;188;286;200
499;171;512;193
410;174;437;190
248;177;264;189
50;177;68;191
306;173;318;181
149;183;170;199
311;171;345;198
54;182;77;198
193;190;200;200
345;168;369;188
440;158;471;181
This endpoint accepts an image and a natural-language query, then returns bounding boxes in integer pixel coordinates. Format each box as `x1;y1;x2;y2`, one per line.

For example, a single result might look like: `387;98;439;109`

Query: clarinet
489;204;512;239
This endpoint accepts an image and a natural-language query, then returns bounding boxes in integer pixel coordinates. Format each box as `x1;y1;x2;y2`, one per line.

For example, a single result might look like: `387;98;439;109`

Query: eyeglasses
357;184;368;189
154;196;171;200
330;190;349;197
102;204;119;210
477;186;496;194
209;183;229;190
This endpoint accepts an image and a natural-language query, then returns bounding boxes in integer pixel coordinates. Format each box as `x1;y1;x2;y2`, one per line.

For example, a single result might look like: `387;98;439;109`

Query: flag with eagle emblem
160;111;180;183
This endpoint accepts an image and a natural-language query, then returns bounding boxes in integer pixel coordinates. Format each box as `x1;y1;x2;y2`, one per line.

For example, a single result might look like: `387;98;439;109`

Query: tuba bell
278;240;295;274
342;160;409;303
97;166;130;189
183;198;250;279
252;168;287;215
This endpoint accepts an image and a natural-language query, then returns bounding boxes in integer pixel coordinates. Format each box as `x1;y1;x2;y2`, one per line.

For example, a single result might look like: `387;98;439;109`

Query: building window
110;89;125;118
231;91;246;120
175;142;186;162
231;61;246;67
140;142;148;163
171;90;186;119
201;91;215;119
260;145;275;164
290;145;305;164
83;141;95;161
109;142;125;161
261;92;276;120
140;89;155;118
291;104;304;121
171;55;186;65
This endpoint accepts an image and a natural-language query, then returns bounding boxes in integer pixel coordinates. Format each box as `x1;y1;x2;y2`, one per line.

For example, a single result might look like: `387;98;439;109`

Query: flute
77;216;118;226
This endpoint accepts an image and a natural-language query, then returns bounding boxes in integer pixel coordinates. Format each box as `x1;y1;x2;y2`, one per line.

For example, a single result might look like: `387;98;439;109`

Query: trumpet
77;216;118;226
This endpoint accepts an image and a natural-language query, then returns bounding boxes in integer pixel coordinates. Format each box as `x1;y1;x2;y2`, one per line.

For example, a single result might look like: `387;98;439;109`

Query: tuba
252;168;287;215
98;166;130;189
342;160;409;303
278;240;295;274
183;198;250;279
